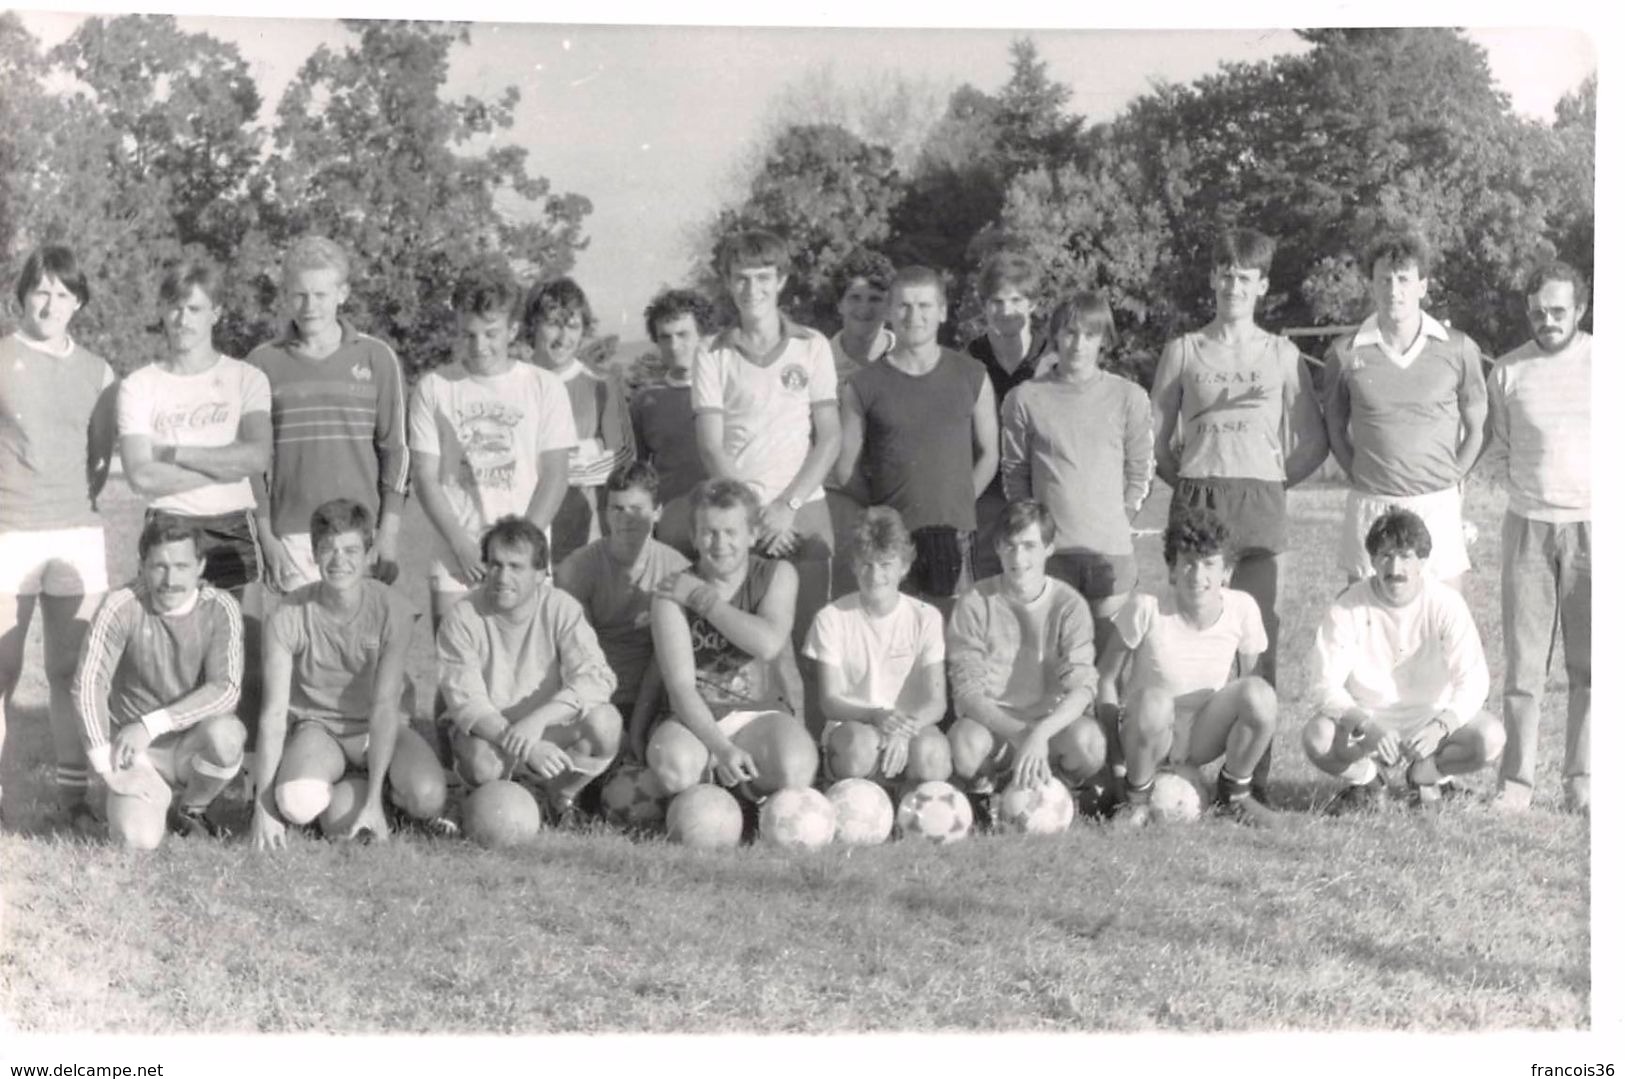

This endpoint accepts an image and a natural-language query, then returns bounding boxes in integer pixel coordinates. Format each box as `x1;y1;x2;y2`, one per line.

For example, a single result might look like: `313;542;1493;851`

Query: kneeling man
250;499;448;849
439;515;622;822
805;506;950;786
74;516;246;845
947;499;1105;817
1303;508;1505;813
1098;509;1278;826
645;479;818;799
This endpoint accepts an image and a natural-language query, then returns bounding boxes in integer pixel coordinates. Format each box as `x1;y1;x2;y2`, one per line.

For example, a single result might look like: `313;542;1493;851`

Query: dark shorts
1047;549;1138;601
145;507;261;594
905;526;977;599
1170;477;1286;556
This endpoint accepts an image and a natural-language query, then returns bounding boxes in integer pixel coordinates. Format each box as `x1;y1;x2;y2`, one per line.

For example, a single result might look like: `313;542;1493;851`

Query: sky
12;7;1598;338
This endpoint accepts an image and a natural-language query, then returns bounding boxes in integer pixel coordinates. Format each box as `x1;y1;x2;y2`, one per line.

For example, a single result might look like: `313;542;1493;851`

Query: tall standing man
249;236;410;592
1481;262;1591;815
692;230;841;724
1322;231;1487;591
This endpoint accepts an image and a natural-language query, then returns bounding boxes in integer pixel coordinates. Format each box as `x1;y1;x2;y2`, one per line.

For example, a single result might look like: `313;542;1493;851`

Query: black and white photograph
0;0;1606;1070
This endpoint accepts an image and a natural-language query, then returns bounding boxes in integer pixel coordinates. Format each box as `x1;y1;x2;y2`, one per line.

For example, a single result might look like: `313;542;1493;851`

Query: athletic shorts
290;714;371;764
1171;477;1287;556
1047;549;1138;601
276;532;322;591
146;508;260;594
0;526;108;596
906;526;977;599
1339;485;1470;580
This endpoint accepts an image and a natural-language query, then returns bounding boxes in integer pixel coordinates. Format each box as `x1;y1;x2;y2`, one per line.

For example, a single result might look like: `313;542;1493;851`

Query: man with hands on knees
1303;508;1505;813
644;478;817;800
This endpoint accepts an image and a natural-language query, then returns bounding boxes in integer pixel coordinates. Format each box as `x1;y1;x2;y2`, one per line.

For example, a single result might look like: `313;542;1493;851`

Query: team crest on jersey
780;364;809;391
351;360;373;383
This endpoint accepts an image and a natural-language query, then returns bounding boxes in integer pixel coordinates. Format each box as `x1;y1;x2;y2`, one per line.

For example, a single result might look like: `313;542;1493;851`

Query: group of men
0;218;1589;847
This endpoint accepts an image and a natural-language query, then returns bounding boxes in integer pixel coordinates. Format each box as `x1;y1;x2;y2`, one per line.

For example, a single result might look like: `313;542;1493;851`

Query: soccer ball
895;780;973;844
319;775;370;838
997;776;1076;835
1149;767;1208;824
826;778;895;846
758;787;837;850
464;779;542;848
599;764;667;830
666;783;743;849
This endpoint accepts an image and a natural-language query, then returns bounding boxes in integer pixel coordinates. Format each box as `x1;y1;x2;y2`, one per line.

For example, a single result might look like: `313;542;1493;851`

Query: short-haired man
1302;509;1505;814
693;230;841;725
0;245;118;830
631;288;713;556
439;516;622;823
644;479;817;800
1481;262;1591;815
805;506;950;785
555;463;690;762
1322;231;1487;591
947;500;1105;822
249;236;410;592
1151;227;1328;803
73;516;246;845
1098;510;1279;827
250;500;448;850
410;262;575;633
836;265;997;615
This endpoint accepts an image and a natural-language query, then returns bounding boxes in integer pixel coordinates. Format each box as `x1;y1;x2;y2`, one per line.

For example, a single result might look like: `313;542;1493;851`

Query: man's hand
447;535;486;587
112;723;154;771
712;742;759;787
758;499;799;557
1012;730;1054;789
499;715;548;763
655;571;720;615
250;801;287;852
526;740;575;781
878;732;911;779
1402;716;1449;762
260;532;302;594
346;793;391;843
876;710;921;740
1352;717;1403;768
373;519;402;585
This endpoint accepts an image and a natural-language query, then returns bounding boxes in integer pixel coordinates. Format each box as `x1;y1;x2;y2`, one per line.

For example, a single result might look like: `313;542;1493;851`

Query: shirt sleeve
553;547;593;608
241;363;272;415
691;346;725;415
437;606;503;736
553;594;618;709
801;604;838;664
116;373;152;439
534;368;580;453
1122;383;1155;514
1437;589;1490;727
1456;333;1489;427
1052;592;1098;699
73;591;135;774
1234;591;1269;657
1308;601;1358;718
1112;594;1154;651
268;598;306;658
147;590;244;738
946;592;1001;724
919;604;946;666
806;333;838;407
407;376;441;456
370;339;411;512
1480;361;1511;484
999;389;1033;503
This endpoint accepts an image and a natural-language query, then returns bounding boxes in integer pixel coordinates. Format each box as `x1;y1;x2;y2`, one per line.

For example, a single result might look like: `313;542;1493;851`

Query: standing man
1322;231;1487;591
1481;262;1591;815
828;248;896;384
249;236;410;592
836;265;998;614
692;229;841;723
0;246;118;831
630;288;713;557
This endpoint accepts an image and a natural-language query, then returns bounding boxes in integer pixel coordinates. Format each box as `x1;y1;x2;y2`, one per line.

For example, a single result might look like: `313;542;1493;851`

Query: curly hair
1163;508;1232;569
1363;230;1432;280
833;248;896;299
452;261;522;321
688;477;761;529
1364;508;1433;561
850;506;916;567
522;276;597;341
643;288;714;342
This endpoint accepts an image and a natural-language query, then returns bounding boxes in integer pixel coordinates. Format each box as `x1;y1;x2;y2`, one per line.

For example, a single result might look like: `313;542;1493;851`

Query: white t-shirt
408;361;577;548
117;355;271;516
692;320;837;503
1114;587;1268;714
803;592;944;716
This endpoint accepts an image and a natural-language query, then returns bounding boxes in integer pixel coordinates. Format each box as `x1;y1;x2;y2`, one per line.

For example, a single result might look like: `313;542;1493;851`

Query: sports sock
182;753;243;810
1216;768;1252;804
1125;779;1153;804
56;763;91;805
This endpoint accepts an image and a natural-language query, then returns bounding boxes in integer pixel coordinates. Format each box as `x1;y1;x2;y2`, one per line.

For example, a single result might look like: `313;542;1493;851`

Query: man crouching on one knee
1304;508;1505;814
438;515;622;824
73;515;247;847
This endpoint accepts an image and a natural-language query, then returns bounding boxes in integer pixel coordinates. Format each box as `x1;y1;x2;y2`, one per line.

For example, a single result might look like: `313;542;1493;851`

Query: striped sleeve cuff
141;709;176;738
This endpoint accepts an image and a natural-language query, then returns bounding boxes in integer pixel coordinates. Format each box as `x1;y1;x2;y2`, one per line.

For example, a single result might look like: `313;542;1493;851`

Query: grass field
0;472;1590;1035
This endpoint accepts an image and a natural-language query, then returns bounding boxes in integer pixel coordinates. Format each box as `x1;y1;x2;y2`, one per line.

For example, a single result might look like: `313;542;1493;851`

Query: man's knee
452;731;507;788
750;713;818;792
580;703;624;757
645;721;706;797
1122;687;1176;740
196;716;248;767
1301;714;1342;771
826;721;881;779
1055;715;1108;778
906;726;953;782
948;717;995;778
1451;714;1507;770
1236;677;1278;731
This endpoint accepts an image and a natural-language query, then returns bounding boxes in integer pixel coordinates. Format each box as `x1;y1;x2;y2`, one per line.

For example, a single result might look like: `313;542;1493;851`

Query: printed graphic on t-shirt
452;401;523;493
780;364;809;391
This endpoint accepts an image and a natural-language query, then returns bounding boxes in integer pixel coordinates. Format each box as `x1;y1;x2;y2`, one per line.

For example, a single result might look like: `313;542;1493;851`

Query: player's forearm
413;472;469;549
670;686;732;754
126;459;212;497
696;430;745;484
700;600;788;661
818;685;888;727
970;444;998;500
781;434;839;506
519;696;585;732
954;694;1028;742
170;440;270;480
1032;687;1094;739
364;708;397;803
1454;425;1486;478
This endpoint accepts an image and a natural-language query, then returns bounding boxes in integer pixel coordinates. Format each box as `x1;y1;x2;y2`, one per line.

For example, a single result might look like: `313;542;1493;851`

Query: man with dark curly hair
631;288;714;555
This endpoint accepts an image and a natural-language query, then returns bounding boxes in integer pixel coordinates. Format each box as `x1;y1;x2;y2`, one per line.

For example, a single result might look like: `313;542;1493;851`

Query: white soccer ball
1149;767;1207;824
599;764;667;830
895;780;974;845
826;778;895;846
758;787;838;849
997;776;1076;835
666;783;743;848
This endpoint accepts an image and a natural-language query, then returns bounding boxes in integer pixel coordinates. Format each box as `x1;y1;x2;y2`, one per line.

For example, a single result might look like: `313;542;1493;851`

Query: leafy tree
268;19;591;375
710;123;901;327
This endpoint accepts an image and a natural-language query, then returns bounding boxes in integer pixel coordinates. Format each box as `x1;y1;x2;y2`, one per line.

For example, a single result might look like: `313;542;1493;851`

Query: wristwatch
785;494;804;512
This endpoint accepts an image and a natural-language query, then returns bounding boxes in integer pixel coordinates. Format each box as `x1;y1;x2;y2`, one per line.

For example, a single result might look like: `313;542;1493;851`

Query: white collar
1353;312;1450;366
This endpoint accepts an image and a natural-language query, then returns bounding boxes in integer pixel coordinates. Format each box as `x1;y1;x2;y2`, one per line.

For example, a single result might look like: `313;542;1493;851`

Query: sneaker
1564;776;1590;817
1325;780;1385;816
1214;793;1281;828
167;804;227;839
1488;783;1533;815
967;791;997;833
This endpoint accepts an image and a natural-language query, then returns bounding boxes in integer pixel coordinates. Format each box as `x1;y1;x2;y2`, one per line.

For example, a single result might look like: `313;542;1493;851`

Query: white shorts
276;532;323;590
0;526;108;596
1339;485;1470;580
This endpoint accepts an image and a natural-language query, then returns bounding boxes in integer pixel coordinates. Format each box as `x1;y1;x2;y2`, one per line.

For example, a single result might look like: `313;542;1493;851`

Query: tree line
704;30;1594;383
